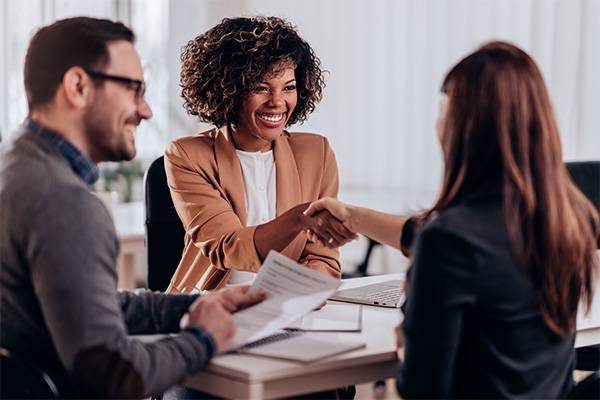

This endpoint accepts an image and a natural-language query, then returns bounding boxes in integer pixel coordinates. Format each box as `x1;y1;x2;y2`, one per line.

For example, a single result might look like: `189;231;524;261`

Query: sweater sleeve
117;289;193;334
29;183;213;398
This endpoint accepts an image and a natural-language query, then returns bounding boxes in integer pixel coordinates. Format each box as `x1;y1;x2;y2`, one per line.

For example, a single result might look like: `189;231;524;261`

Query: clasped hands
181;198;360;353
302;197;359;248
305;199;407;360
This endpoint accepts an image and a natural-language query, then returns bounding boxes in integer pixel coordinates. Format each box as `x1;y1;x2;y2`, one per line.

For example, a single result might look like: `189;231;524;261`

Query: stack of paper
287;303;362;332
226;251;366;361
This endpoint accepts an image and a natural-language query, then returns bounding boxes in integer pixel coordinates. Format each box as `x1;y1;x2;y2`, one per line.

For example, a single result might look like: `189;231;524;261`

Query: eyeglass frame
83;68;146;103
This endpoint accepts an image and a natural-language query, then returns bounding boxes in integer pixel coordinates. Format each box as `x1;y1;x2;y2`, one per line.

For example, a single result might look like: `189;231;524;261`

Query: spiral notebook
236;330;366;363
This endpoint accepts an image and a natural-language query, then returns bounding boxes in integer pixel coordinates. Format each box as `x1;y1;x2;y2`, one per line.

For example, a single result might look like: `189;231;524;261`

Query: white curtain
163;0;600;273
2;0;598;273
2;0;599;211
0;0;168;161
165;0;600;214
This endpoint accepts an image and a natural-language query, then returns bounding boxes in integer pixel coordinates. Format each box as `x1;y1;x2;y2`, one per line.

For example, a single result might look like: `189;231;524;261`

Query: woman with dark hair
165;16;354;293
305;41;599;398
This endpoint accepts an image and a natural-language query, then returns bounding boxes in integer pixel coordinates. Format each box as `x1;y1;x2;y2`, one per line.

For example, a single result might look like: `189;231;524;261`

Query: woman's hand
302;208;358;248
254;202;357;259
304;197;358;248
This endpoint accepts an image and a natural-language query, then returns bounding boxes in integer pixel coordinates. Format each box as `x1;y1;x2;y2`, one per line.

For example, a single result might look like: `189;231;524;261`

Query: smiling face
84;40;153;162
232;67;298;152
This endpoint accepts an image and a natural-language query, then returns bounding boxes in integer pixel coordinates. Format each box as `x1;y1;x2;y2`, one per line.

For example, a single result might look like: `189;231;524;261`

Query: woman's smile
233;67;298;151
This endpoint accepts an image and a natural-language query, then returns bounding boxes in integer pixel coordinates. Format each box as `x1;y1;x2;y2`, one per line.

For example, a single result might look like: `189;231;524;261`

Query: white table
182;269;600;399
184;274;402;400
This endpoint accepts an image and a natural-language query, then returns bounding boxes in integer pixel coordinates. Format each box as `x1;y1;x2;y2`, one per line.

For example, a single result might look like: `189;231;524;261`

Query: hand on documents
226;251;342;351
181;285;267;353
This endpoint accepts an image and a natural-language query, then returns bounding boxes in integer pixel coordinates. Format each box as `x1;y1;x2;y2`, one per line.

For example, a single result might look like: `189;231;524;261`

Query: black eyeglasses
84;69;146;103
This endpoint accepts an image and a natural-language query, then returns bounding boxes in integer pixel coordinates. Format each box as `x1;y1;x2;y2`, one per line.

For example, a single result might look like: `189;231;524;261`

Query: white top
228;149;277;285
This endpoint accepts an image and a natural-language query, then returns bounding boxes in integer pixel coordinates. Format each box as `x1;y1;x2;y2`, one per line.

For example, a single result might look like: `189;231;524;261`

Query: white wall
2;0;598;273
163;0;600;214
160;0;600;273
2;0;598;212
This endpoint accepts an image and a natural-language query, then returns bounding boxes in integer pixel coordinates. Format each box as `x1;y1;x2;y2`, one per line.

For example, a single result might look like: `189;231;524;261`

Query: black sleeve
400;217;418;257
396;223;477;399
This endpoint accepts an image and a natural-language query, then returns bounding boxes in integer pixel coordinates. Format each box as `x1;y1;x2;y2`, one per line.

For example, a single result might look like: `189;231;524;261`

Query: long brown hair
428;41;598;337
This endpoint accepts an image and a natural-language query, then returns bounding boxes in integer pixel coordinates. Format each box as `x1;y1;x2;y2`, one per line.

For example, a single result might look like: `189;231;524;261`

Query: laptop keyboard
356;287;403;302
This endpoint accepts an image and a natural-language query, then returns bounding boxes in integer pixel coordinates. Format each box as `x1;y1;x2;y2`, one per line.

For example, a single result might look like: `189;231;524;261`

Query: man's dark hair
24;16;135;111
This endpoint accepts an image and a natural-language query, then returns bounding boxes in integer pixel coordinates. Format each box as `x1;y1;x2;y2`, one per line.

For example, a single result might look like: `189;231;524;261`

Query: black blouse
396;186;575;399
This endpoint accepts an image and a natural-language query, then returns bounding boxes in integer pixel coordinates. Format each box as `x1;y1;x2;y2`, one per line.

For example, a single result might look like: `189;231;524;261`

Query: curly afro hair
180;16;325;128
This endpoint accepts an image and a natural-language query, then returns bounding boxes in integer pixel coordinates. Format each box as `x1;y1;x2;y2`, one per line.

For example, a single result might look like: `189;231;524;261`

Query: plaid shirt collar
24;118;99;185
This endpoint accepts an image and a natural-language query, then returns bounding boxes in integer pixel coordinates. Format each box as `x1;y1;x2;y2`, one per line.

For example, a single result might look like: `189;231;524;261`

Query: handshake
183;196;394;355
301;197;360;248
179;196;357;354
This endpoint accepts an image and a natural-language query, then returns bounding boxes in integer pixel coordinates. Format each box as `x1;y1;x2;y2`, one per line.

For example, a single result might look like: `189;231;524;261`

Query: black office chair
343;237;382;278
1;347;62;399
566;370;600;399
566;161;600;248
566;161;600;372
143;156;186;292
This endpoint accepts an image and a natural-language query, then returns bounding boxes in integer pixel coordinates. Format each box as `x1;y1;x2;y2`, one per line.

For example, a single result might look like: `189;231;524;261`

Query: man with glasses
0;17;266;398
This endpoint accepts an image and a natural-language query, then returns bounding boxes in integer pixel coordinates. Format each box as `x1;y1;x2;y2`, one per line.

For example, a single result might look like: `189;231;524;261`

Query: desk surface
184;274;401;400
182;270;600;399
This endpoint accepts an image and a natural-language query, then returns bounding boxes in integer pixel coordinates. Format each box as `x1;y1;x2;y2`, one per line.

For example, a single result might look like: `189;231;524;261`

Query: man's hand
182;285;267;353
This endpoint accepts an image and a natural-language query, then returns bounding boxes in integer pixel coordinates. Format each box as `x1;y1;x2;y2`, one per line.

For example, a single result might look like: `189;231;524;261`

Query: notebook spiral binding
237;330;304;350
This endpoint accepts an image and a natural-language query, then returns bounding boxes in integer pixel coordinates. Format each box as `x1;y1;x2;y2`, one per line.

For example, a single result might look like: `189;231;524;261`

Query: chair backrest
0;347;62;399
566;161;600;248
567;370;600;399
565;161;600;372
143;156;186;291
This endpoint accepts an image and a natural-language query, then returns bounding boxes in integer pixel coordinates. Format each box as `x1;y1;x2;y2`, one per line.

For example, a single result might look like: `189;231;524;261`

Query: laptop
329;279;404;308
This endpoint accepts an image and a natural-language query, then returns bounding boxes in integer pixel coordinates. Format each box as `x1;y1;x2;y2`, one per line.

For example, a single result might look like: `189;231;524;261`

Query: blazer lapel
214;127;248;225
274;134;302;216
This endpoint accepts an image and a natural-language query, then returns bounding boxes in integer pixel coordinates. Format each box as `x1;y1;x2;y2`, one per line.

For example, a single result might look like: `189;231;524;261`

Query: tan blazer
165;126;341;292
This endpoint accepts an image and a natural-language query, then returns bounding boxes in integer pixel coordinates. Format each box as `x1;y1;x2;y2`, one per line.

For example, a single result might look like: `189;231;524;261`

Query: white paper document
227;251;342;351
286;303;362;332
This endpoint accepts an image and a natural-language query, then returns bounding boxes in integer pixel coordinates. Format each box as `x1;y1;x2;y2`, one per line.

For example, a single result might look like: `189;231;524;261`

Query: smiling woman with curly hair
164;16;355;300
180;16;324;128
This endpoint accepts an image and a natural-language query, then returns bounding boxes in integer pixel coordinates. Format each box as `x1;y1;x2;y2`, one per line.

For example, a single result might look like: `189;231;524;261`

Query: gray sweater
0;125;211;398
